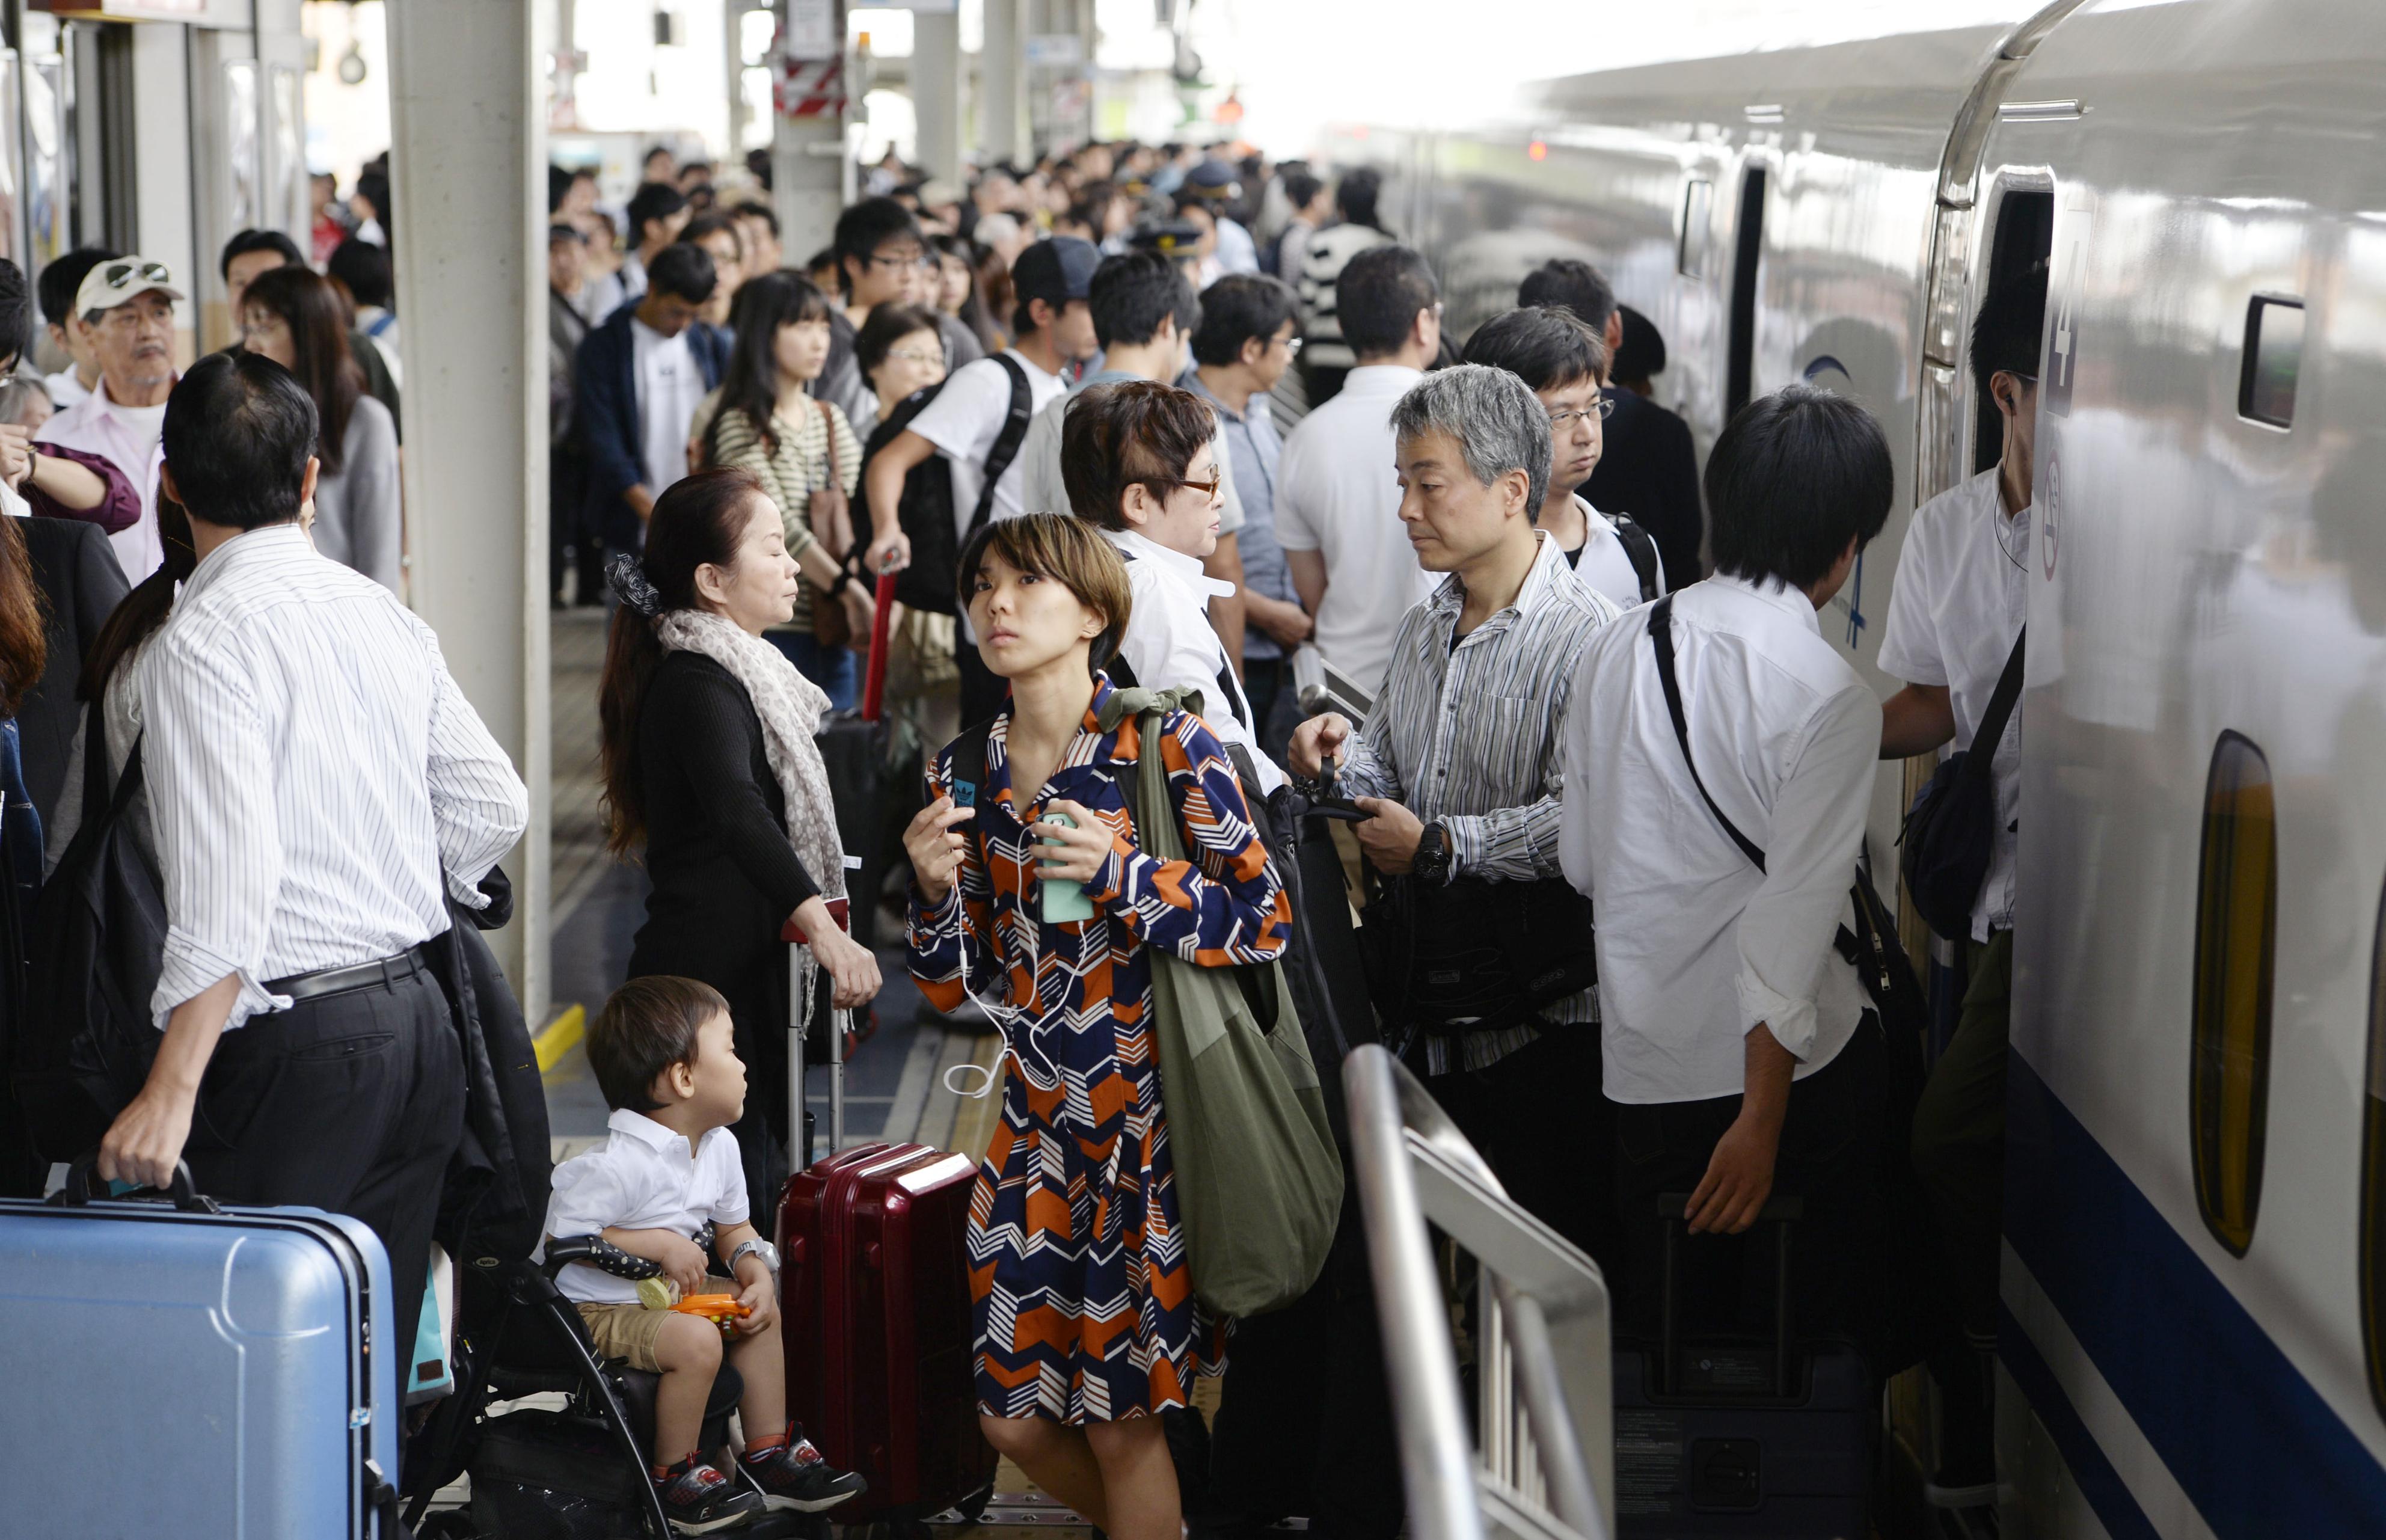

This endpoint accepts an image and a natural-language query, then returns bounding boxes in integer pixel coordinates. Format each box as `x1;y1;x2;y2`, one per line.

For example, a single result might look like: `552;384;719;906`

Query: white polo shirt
1274;364;1438;698
1875;467;2029;942
539;1108;752;1305
909;348;1069;542
1102;526;1286;795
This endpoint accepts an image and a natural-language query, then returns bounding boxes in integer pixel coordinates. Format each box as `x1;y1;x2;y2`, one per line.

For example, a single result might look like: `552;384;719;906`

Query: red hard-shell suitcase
776;1142;995;1521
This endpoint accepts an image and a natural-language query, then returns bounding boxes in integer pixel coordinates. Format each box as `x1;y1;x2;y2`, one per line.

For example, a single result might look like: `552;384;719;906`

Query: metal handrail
1345;1043;1614;1540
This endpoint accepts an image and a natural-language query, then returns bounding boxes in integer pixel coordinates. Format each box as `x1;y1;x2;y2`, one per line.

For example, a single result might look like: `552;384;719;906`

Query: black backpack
10;703;167;1163
1898;629;2024;939
854;354;1032;616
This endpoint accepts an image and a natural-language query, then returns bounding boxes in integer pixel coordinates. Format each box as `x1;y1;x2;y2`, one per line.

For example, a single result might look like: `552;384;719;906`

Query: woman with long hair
901;514;1289;1539
931;235;1002;356
689;272;868;707
239;264;401;591
598;467;881;1204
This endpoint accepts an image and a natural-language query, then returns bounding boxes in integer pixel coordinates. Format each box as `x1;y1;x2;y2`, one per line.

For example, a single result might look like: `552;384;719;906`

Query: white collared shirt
1274;364;1439;697
35;375;168;581
142;524;529;1029
540;1109;752;1305
1560;574;1880;1105
1102;526;1286;794
1875;467;2028;941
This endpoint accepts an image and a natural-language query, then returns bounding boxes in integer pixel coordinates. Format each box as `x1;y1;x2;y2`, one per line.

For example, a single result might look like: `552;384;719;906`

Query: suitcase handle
1653;1191;1803;1399
57;1156;221;1214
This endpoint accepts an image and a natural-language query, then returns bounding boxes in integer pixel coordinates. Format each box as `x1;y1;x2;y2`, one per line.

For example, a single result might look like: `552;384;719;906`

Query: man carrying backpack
862;236;1102;725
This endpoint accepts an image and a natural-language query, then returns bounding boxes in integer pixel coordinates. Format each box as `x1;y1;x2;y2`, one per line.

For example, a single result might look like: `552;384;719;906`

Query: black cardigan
628;651;819;987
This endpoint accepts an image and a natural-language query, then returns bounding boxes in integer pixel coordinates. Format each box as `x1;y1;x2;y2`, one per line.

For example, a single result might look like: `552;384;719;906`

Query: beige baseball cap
75;255;185;319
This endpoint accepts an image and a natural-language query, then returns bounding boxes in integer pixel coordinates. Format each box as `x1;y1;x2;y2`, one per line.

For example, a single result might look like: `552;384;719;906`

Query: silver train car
1340;0;2386;1532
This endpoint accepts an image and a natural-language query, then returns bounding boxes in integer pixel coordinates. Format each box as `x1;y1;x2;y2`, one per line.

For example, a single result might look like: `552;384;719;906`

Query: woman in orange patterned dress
904;514;1289;1538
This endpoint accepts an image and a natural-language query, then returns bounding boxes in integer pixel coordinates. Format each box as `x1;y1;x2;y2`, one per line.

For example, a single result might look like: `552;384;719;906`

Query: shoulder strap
1963;627;2028;784
966;355;1034;542
1647;595;1766;873
815;399;841;493
1612;514;1661;604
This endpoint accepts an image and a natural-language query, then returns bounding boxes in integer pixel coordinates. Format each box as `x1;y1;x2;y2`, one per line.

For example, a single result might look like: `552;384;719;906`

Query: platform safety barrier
1345;1043;1614;1540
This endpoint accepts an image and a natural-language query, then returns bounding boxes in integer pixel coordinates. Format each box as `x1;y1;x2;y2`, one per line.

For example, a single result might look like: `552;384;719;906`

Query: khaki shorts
577;1301;670;1372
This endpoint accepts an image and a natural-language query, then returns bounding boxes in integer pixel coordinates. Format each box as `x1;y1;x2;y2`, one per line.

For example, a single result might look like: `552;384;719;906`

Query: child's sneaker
654;1453;764;1533
741;1425;869;1513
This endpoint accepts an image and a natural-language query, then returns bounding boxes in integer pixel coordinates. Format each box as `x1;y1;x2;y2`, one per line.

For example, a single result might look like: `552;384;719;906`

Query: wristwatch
1413;821;1455;885
728;1238;781;1279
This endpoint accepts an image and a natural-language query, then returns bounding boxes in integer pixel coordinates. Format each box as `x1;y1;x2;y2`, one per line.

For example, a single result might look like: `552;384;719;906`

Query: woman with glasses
688;272;868;706
239;265;401;591
1060;379;1286;793
854;301;948;424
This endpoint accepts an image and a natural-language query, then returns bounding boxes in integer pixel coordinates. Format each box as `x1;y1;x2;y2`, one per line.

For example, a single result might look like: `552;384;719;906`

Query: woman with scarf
598;468;880;1203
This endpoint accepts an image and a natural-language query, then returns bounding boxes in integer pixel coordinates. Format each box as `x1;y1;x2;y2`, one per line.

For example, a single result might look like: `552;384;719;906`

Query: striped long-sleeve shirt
1334;530;1620;1069
693;393;863;630
141;523;529;1030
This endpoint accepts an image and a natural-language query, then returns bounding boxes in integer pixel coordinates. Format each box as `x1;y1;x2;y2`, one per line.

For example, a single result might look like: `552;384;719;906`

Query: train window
2361;880;2386;1420
1678;179;1713;277
2239;296;2304;429
2189;731;2277;1258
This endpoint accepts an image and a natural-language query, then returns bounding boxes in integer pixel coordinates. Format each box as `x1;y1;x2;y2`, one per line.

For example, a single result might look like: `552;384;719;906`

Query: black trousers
1611;1017;1883;1343
184;968;464;1393
1425;1025;1621;1275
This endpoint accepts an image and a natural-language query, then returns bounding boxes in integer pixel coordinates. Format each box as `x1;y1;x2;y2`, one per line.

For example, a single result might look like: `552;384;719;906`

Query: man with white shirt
35;254;184;581
96;350;530;1372
1060;379;1283;793
863;236;1103;724
1876;260;2045;1500
572;242;729;561
1559;384;1891;1343
1463;304;1666;609
1276;244;1442;699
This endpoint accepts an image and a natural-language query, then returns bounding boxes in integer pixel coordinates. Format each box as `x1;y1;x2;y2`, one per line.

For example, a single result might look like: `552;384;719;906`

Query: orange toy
670;1293;753;1334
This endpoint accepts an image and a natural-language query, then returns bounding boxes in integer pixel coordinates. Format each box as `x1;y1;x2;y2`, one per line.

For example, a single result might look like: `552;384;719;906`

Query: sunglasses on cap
102;261;173;289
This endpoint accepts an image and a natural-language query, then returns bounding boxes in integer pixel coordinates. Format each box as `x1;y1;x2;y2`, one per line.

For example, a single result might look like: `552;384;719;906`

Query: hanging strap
1648;595;1765;871
1958;627;2028;793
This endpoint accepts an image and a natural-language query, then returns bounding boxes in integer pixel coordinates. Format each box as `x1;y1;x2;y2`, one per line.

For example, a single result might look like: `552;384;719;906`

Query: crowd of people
0;132;2038;1538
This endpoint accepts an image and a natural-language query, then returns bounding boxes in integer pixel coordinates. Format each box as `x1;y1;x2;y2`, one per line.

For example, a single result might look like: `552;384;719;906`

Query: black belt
265;945;431;1005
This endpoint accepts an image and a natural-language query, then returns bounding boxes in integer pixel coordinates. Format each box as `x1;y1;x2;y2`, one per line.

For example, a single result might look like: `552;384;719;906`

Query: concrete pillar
725;0;752;168
912;7;960;182
773;0;847;264
384;0;553;1023
981;0;1024;168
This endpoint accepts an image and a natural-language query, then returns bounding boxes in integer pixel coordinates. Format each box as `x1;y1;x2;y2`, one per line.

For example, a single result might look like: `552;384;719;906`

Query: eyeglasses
1170;472;1225;500
886;347;943;364
1274;334;1305;357
866;250;925;270
1547;398;1615;428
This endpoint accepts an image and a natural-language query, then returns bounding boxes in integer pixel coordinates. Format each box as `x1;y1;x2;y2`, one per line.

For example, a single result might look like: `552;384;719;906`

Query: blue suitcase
0;1161;403;1538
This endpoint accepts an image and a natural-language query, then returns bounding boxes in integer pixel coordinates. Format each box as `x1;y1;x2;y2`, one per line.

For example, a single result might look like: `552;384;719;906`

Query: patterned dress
907;678;1290;1423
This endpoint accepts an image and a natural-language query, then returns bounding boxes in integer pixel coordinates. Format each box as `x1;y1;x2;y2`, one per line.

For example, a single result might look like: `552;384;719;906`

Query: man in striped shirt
1288;364;1618;1250
97;350;529;1369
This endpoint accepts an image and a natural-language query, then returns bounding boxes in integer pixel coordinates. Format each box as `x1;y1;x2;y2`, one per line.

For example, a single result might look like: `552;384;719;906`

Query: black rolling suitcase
813;569;907;949
1611;1197;1872;1539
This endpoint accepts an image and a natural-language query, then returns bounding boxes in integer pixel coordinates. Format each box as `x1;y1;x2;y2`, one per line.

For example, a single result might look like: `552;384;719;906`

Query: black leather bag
1361;873;1599;1039
1897;630;2024;939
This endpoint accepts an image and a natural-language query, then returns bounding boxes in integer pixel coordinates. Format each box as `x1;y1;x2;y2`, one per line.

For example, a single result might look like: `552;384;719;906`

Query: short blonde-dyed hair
957;512;1133;675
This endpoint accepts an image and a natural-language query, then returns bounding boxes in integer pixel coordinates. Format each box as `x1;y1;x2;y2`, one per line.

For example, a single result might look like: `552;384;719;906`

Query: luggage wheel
955;1479;996;1524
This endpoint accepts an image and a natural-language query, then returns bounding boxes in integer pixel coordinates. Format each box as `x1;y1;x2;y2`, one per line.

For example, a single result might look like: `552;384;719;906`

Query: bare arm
1685;1022;1794;1235
1286;547;1327;618
865;428;939;571
1245;589;1314;648
1204;531;1247;677
96;974;242;1190
1880;683;1955;760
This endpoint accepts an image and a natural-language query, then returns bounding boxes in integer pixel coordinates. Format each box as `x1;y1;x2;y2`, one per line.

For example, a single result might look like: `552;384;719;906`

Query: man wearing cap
36;254;184;581
862;235;1102;724
1182;159;1260;277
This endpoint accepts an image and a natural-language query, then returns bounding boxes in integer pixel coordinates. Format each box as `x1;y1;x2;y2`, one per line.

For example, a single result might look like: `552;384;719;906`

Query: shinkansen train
1341;0;2386;1533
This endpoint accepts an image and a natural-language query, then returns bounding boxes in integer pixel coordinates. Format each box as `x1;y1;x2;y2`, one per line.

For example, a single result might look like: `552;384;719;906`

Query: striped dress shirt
1334;530;1621;1071
142;523;530;1030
